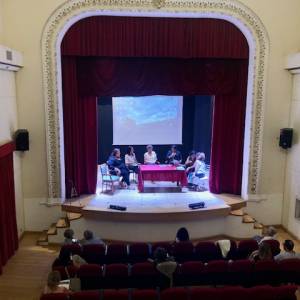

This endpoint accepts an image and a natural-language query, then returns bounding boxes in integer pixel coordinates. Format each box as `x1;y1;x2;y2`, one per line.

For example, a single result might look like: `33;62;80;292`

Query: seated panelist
185;150;196;174
125;146;139;174
165;145;182;165
107;148;130;187
144;145;159;164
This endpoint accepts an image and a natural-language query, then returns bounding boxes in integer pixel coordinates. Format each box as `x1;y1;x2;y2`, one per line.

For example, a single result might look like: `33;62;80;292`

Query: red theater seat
103;290;128;300
70;290;100;300
237;240;258;259
130;262;159;288
104;263;129;288
190;287;219;300
161;288;188;300
194;241;222;262
61;244;82;256
40;294;69;300
82;244;106;264
254;260;280;285
172;242;194;262
204;260;229;285
228;259;254;286
77;264;103;290
128;243;150;263
174;261;204;286
52;265;78;280
279;259;300;284
132;290;158;300
151;242;172;256
106;243;128;263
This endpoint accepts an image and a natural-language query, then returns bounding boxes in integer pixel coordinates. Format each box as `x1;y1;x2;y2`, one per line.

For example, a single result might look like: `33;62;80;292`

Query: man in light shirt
144;145;159;164
275;239;300;261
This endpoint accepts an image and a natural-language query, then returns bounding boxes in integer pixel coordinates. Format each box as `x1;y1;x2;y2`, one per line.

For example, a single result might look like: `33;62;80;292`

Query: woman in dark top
185;150;196;175
107;148;130;187
52;247;73;268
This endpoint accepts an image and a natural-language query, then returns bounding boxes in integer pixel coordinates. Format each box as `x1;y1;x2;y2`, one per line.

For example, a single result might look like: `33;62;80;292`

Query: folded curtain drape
0;142;18;274
61;16;249;196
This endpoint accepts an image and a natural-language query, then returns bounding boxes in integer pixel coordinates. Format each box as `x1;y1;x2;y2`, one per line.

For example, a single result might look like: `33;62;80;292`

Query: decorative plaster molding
41;0;269;198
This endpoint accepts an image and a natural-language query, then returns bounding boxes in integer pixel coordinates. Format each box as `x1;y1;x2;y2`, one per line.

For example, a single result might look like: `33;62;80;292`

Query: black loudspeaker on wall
279;128;293;149
14;129;29;151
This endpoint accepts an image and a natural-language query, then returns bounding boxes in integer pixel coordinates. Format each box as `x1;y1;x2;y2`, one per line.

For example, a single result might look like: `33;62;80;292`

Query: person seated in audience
44;271;69;294
175;227;190;242
185;150;196;174
254;226;277;244
107;148;130;188
80;230;104;246
275;239;300;261
165;145;182;165
125;146;139;174
52;246;73;268
149;247;177;288
249;242;273;262
144;145;159;164
63;229;75;245
72;254;87;268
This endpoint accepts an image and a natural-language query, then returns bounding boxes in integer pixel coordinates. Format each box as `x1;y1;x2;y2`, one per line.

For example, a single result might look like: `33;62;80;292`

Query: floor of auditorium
0;230;299;300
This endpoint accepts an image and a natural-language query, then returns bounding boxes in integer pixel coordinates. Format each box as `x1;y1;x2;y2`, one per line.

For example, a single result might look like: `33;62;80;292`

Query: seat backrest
205;260;228;272
70;291;101;300
151;242;172;255
237;240;258;258
82;244;106;264
179;261;205;275
105;263;128;277
195;241;222;261
190;287;219;300
279;258;300;272
77;264;102;277
61;244;82;256
254;260;279;272
100;163;109;176
228;259;254;272
103;290;128;300
131;262;158;276
129;243;150;257
132;290;158;300
161;288;189;300
40;294;69;300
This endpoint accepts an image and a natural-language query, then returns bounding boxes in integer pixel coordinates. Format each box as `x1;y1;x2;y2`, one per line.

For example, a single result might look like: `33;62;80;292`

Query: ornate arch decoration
41;0;269;199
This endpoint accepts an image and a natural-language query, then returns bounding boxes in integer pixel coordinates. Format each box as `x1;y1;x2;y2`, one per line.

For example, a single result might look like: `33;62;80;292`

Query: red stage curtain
0;142;18;274
76;57;245;97
61;16;248;59
62;57;98;198
209;61;248;194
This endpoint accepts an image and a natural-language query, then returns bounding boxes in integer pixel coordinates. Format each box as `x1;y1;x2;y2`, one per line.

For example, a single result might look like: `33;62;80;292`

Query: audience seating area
40;286;298;300
56;239;281;265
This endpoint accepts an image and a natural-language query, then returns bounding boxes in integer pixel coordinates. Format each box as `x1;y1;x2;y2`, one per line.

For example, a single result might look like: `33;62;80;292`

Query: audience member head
112;148;121;158
258;242;273;260
58;246;72;266
64;228;74;240
127;146;134;155
283;239;294;252
266;226;277;237
47;271;61;291
197;152;205;161
72;254;86;268
83;230;94;241
176;227;190;242
153;247;168;264
171;145;177;152
147;145;153;153
189;150;196;157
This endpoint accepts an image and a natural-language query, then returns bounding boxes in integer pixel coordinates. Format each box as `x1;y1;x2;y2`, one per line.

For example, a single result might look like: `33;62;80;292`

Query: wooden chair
99;163;120;193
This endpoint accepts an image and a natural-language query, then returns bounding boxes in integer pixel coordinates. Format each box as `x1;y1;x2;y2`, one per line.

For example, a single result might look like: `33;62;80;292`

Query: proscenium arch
41;0;269;200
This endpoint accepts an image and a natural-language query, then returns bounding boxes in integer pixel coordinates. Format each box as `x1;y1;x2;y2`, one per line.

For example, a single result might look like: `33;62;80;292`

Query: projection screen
112;95;183;145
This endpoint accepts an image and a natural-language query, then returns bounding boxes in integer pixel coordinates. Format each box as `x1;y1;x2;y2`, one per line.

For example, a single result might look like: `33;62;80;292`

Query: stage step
56;217;68;228
37;230;48;246
67;212;82;221
47;223;57;235
242;214;255;223
254;222;264;229
230;209;244;216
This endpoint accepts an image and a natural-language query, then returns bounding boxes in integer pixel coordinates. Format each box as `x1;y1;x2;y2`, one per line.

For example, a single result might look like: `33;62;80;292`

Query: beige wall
1;0;300;230
0;69;25;237
0;0;3;44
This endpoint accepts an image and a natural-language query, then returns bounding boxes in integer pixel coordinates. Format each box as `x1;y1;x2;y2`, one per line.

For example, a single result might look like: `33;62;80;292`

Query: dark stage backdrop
97;96;213;164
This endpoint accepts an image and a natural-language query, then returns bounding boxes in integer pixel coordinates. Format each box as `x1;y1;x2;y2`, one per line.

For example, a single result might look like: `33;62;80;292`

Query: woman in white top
144;145;159;164
125;146;139;174
187;152;206;185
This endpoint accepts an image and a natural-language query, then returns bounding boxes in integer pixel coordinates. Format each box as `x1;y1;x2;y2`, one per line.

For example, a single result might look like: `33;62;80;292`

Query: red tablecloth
138;165;188;192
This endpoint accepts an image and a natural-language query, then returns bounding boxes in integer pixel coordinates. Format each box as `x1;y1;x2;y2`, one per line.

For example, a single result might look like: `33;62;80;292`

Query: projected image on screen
113;95;183;145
